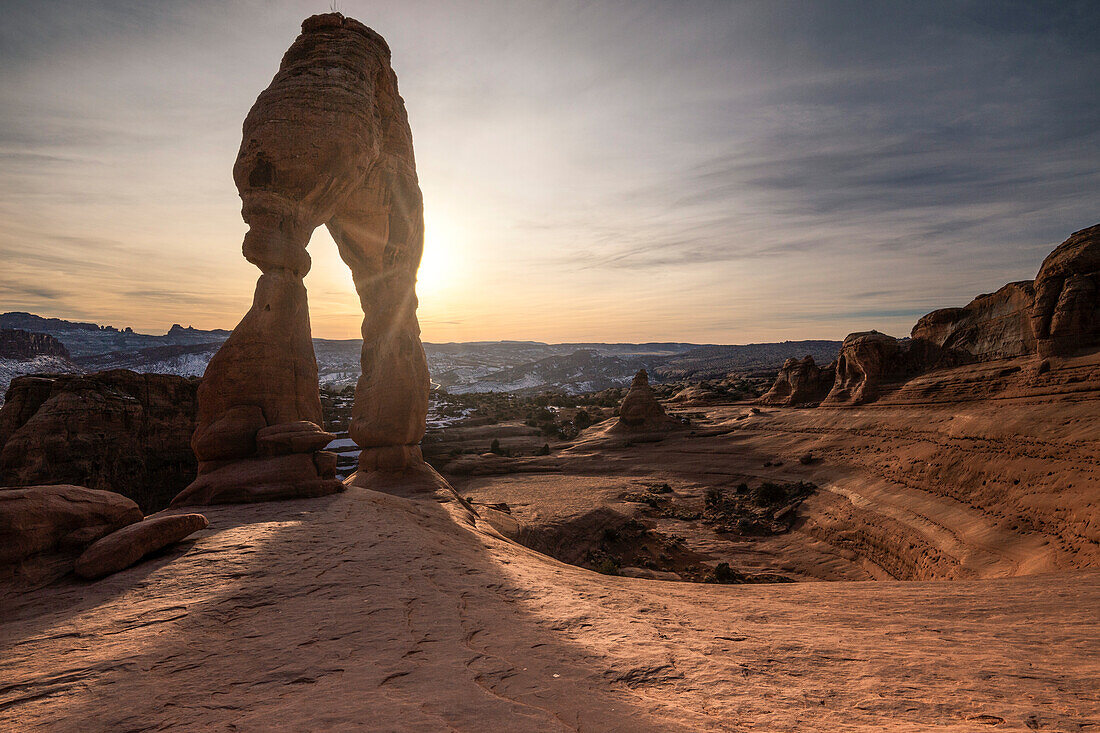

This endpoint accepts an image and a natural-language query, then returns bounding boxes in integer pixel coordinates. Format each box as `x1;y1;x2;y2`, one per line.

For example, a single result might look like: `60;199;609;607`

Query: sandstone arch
172;14;440;506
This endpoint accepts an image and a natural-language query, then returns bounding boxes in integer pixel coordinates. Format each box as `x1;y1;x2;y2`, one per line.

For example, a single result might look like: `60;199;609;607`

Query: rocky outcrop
0;329;70;360
760;356;835;406
180;13;437;506
0;371;199;512
823;332;914;405
611;370;680;432
1030;223;1100;357
74;513;208;580
821;224;1100;405
0;485;142;588
911;281;1036;362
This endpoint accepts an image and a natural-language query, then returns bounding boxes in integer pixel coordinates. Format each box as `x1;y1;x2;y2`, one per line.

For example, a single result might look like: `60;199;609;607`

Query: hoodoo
173;14;439;506
611;369;681;433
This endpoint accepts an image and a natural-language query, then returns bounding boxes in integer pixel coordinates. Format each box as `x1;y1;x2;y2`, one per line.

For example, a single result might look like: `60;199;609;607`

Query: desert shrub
574;409;592;429
704;487;724;508
713;562;737;583
596;557;621;576
490;438;502;455
752;482;789;506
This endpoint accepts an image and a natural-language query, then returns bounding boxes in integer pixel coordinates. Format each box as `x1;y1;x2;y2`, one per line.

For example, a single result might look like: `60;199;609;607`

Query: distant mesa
0;329;70;361
760;355;834;406
611;369;682;433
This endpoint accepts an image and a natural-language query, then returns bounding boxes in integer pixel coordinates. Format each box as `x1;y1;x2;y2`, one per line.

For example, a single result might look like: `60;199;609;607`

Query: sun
416;209;464;299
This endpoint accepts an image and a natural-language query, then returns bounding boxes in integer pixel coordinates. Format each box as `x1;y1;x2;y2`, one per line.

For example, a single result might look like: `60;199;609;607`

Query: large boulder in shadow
760;356;835;406
0;370;199;512
0;484;142;588
1030;223;1100;357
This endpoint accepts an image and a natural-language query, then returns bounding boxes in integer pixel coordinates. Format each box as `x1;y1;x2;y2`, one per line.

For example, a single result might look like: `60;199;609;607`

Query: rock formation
0;329;70;360
0;371;199;512
821;224;1099;405
760;356;835;406
823;331;913;405
0;485;142;588
74;513;208;580
1030;223;1100;357
611;369;680;432
176;13;439;506
910;281;1036;362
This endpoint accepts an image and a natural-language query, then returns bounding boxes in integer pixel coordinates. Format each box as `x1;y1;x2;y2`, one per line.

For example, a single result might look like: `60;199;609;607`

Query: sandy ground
1;488;1097;732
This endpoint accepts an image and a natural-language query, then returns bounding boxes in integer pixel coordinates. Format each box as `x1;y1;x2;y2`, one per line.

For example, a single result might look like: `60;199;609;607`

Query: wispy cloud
0;0;1096;342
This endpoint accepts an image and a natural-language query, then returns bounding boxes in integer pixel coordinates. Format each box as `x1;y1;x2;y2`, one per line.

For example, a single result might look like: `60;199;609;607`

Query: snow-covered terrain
0;312;842;398
0;356;80;405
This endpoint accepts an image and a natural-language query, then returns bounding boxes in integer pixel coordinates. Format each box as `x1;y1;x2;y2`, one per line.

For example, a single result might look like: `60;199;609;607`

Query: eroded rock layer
1031;223;1100;357
179;13;433;505
760;355;834;406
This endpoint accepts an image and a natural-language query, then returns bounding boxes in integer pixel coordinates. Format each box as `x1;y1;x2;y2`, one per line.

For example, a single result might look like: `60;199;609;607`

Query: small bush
596;557;621;576
752;481;789;506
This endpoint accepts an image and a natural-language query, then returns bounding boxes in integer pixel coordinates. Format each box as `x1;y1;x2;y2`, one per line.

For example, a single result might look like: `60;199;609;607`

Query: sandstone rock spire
611;369;681;433
173;13;439;506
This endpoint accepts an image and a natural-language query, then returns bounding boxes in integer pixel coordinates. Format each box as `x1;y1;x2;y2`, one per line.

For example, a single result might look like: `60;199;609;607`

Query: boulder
0;371;199;512
1030;223;1100;356
74;513;208;580
760;356;835;406
0;485;142;587
612;370;680;432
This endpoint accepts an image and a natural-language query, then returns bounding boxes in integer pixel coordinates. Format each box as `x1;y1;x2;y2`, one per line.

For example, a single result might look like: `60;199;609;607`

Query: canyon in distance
1;6;1098;733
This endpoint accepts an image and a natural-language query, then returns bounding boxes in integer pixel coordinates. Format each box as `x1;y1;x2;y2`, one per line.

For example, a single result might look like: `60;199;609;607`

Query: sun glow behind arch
416;209;466;302
302;208;470;340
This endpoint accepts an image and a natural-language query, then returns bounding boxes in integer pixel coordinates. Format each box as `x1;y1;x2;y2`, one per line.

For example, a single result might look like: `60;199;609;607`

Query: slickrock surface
0;485;142;588
760;355;834;406
611;369;681;433
0;488;1096;731
74;513;209;580
186;13;431;505
0;371;198;512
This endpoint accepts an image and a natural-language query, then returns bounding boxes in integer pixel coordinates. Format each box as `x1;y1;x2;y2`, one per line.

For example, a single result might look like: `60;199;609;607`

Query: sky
0;0;1097;343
